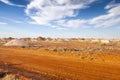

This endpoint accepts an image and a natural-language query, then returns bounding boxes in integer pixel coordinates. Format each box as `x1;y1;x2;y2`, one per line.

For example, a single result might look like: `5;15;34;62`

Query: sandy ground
0;47;120;80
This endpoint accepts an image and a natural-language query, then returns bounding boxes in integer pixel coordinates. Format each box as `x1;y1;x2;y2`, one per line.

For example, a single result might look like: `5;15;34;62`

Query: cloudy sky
0;0;120;39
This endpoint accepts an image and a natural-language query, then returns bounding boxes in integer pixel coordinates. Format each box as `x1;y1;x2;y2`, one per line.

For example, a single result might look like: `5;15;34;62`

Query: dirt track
0;47;120;80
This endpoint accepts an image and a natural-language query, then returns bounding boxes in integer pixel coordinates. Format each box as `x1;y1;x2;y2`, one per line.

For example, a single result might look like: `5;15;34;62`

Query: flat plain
0;41;120;80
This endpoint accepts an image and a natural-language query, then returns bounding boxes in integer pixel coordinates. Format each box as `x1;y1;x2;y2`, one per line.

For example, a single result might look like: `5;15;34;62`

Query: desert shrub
21;46;26;48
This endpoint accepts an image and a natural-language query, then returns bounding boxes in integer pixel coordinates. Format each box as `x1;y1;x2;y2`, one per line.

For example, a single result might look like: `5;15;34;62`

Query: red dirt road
0;47;120;80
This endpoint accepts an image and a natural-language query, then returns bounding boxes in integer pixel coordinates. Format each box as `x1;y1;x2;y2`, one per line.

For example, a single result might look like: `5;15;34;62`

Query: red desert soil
0;47;120;80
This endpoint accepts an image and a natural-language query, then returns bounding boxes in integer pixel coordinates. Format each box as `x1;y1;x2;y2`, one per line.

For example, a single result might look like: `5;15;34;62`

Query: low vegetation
0;37;120;80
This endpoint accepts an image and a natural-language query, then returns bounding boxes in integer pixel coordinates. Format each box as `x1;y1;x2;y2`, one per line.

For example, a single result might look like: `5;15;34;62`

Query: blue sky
0;0;120;39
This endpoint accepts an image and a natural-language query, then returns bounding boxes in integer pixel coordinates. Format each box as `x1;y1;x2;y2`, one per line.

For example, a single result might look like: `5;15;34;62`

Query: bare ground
0;46;120;80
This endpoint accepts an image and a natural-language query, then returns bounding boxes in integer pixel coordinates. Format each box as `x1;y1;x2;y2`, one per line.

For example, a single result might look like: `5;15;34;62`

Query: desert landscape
0;0;120;80
0;37;120;80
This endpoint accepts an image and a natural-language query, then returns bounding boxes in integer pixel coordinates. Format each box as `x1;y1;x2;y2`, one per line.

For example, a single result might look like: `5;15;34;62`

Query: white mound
4;39;27;46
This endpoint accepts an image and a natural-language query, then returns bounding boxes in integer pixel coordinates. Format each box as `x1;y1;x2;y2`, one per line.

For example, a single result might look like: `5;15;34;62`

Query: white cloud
0;22;7;25
25;0;96;26
62;1;120;28
0;0;25;7
25;0;120;29
89;2;120;27
105;0;120;9
57;19;88;28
